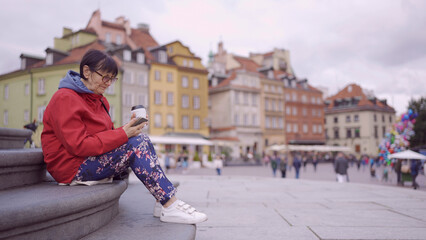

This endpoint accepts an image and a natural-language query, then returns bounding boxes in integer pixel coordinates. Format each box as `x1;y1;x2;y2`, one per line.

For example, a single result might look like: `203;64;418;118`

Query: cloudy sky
1;0;425;115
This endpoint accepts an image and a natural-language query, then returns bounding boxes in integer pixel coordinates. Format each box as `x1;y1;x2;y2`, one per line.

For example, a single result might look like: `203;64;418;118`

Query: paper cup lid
131;105;145;110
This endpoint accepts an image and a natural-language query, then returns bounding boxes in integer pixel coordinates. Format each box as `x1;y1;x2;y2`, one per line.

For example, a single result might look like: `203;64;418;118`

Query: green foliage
208;151;213;162
193;151;200;161
408;97;426;148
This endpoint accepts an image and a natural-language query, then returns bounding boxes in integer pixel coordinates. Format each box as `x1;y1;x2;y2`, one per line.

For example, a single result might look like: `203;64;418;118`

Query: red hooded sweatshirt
41;70;128;183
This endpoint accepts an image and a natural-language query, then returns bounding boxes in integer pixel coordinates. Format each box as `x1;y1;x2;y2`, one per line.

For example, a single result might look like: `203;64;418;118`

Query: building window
46;53;53;65
168;46;173;54
38;106;46;122
292;92;297;101
292;107;297;115
3;110;8;125
346;115;351;122
389;115;392;123
154;113;162;128
193;116;200;129
302;108;307;116
123;50;131;61
234;92;239;104
325;129;328;139
25;84;29;96
193;96;200;109
382;114;385;122
301;95;307;103
167;114;174;128
312;109;316;117
136;53;145;64
272;117;277;128
346;129;352;138
124;71;133;83
252;94;257;106
138;94;147;106
287;123;292;133
183;59;187;67
105;33;111;43
278;101;283;111
303;124;308;133
23;110;29;122
374;126;378;138
354;115;359;122
271;100;276;111
182;76;189;88
155;70;161;80
334;128;339;139
154;91;161;105
374;114;377;122
137;73;147;86
279;117;284;129
318;125;323;134
286;106;291;115
264;84;269;92
243;92;249;105
105;82;115;95
234;114;239;125
124;92;133;106
189;60;194;68
382;126;386;137
285;93;291;101
167;72;173;82
252;114;257;126
267;70;274;79
244;114;249;126
313;125;317;133
182;95;189;108
167;92;174;106
159;51;167;63
265;116;270;128
116;35;122;45
265;99;269;111
193;77;199;89
4;84;8;99
182;115;189;129
293;123;298;133
38;78;45;95
355;128;360;138
334;117;338;123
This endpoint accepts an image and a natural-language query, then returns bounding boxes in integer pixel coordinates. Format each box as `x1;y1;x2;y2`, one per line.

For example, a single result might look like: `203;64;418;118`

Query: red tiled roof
308;84;323;94
325;83;395;111
55;41;106;65
233;56;260;73
130;28;159;61
263;51;274;57
209;71;237;89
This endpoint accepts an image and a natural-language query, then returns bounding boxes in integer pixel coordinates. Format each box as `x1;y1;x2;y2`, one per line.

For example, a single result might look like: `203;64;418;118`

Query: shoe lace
177;201;196;214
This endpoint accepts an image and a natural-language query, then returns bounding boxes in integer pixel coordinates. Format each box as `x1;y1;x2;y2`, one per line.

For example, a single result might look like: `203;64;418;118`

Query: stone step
81;180;196;240
0;180;128;240
0;148;45;190
0;127;32;150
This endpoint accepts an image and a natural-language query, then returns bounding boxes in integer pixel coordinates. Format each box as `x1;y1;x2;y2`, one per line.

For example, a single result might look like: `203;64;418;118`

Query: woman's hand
122;113;149;138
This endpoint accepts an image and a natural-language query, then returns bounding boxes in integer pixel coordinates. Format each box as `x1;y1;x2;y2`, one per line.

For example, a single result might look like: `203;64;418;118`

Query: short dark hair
80;49;118;80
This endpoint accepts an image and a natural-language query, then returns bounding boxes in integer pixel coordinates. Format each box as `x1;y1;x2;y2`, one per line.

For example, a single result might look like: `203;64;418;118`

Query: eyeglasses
93;70;118;84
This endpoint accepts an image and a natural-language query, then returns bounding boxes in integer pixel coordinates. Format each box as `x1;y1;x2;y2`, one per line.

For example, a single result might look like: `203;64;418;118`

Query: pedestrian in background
271;152;280;177
213;154;223;176
164;153;171;173
263;154;270;167
293;153;302;179
312;153;318;172
280;153;287;178
394;159;402;186
410;159;421;189
334;152;349;183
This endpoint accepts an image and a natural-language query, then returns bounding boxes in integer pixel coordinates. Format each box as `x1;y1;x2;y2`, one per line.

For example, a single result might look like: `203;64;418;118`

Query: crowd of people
262;151;424;189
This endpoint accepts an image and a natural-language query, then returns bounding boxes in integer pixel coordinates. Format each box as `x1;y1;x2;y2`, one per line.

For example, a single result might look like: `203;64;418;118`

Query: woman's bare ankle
163;196;177;208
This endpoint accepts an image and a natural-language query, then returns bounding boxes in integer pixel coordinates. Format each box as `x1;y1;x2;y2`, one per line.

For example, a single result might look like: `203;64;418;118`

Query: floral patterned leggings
74;134;176;205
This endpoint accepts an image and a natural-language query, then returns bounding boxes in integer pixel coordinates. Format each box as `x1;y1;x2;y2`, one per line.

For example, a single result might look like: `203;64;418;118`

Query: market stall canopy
388;150;426;160
266;145;352;152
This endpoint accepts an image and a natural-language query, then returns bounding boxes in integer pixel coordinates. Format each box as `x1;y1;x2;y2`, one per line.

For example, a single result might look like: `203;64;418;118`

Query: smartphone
131;117;148;127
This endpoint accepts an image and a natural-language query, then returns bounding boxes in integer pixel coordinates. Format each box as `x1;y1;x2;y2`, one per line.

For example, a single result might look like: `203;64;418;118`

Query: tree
408;97;426;148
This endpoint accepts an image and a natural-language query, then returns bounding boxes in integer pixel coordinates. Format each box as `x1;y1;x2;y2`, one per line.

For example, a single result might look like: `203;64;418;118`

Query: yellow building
148;41;211;155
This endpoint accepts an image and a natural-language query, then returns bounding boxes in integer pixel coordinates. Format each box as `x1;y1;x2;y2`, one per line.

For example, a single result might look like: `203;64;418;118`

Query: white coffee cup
131;105;147;119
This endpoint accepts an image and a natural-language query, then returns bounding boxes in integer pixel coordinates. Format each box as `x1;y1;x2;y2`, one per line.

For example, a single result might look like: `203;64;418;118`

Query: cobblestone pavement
170;162;425;191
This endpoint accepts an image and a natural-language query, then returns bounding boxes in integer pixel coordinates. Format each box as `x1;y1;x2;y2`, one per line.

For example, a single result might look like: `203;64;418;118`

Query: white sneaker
160;200;207;224
153;201;162;218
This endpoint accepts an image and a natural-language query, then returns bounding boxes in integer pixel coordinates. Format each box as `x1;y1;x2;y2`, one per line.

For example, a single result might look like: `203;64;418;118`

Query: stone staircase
0;128;196;240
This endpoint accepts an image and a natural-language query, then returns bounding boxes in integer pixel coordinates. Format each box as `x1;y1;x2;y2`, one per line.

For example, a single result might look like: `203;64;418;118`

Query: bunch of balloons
378;109;417;164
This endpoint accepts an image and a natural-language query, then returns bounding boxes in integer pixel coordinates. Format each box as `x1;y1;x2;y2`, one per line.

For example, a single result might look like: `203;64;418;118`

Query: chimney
137;23;150;32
